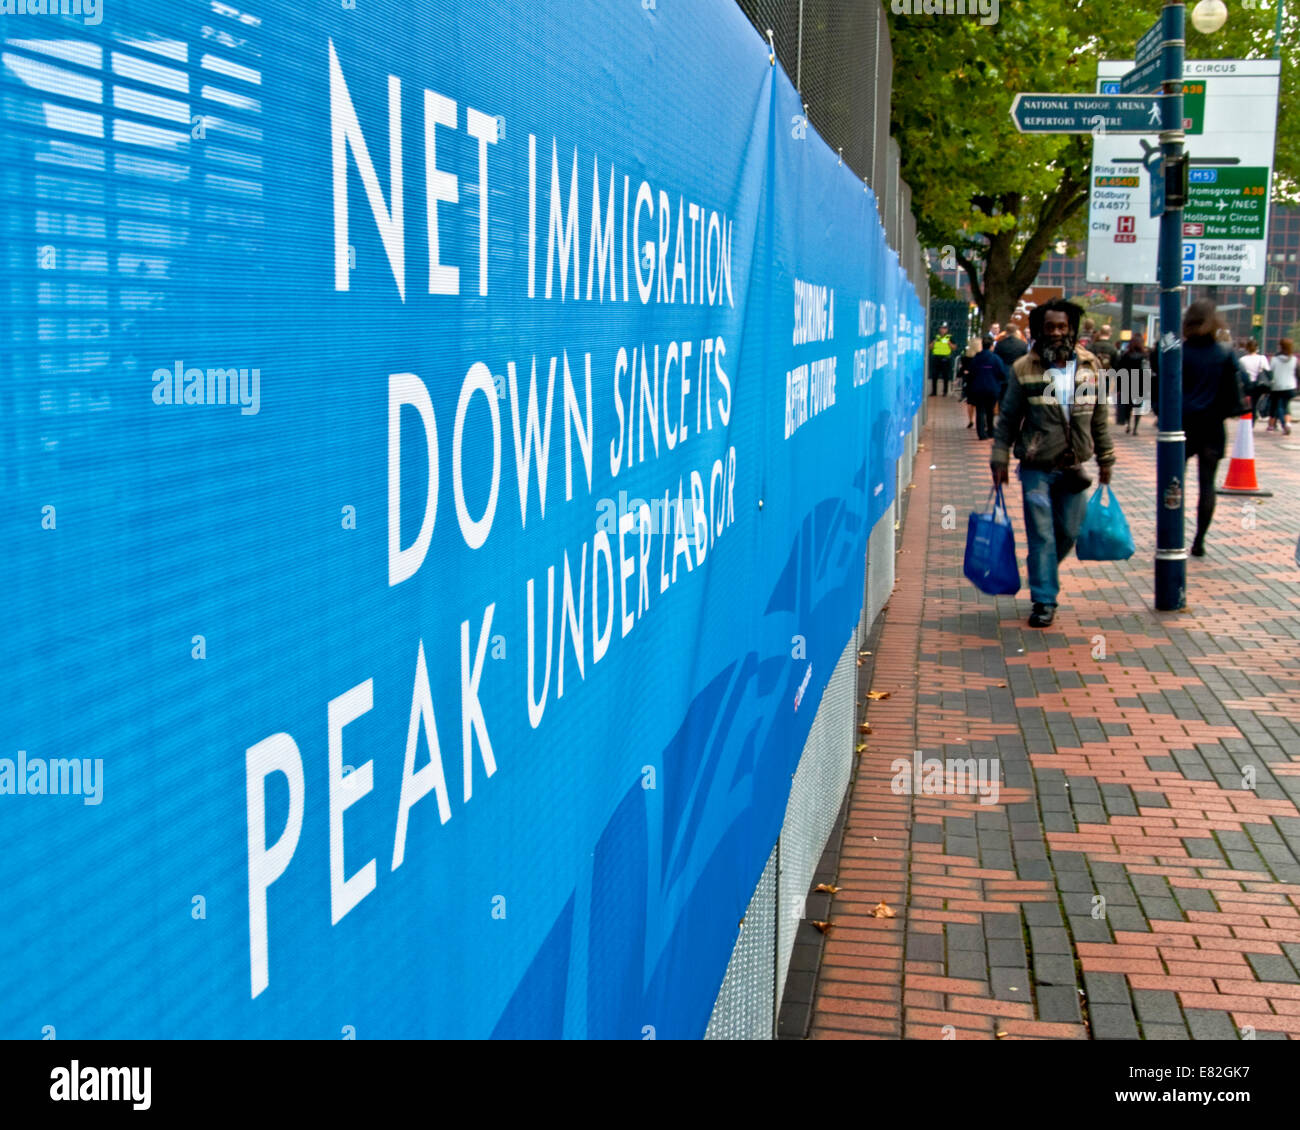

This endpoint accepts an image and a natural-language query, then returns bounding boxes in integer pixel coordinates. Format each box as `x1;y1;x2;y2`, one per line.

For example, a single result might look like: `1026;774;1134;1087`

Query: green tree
891;1;1298;326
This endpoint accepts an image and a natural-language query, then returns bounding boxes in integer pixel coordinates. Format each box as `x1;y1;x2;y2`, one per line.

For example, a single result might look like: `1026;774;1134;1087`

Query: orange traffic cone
1218;414;1273;497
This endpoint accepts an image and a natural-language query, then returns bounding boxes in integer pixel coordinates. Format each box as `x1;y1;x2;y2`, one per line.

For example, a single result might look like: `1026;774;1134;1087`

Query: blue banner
0;0;922;1038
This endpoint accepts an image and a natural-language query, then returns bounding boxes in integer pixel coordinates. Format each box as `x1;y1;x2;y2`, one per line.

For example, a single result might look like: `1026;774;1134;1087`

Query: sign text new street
1119;55;1163;96
1011;94;1164;135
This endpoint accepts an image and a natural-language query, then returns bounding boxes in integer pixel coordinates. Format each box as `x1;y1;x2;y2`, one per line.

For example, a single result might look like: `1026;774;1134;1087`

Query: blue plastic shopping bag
964;485;1020;595
1076;485;1135;561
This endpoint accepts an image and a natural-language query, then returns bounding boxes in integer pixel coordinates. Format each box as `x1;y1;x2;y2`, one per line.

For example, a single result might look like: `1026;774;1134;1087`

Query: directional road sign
1010;93;1164;135
1149;158;1165;218
1134;18;1163;67
1119;55;1163;96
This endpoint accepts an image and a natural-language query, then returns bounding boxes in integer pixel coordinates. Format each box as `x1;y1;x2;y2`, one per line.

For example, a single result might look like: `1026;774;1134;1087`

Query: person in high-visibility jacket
930;324;954;396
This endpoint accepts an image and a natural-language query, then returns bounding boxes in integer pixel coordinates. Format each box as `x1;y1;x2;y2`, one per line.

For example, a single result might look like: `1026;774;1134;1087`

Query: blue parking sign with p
1182;243;1196;262
1182;263;1196;282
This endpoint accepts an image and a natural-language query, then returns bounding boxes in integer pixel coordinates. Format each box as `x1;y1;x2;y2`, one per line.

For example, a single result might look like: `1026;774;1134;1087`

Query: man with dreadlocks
990;298;1117;628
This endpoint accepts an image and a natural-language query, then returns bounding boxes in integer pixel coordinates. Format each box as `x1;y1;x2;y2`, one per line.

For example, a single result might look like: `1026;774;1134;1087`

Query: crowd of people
928;298;1293;628
929;312;1296;441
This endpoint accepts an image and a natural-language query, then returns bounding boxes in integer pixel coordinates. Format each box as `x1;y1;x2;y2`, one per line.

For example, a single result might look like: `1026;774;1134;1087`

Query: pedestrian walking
930;323;954;397
994;324;1028;372
1090;323;1118;373
1151;300;1248;556
1115;332;1151;434
1268;339;1297;435
967;335;1010;440
991;298;1115;628
958;335;981;428
1238;339;1271;425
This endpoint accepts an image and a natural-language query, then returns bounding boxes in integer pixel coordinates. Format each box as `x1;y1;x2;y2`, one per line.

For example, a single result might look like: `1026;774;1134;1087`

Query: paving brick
990;967;1031;1002
1037;985;1083;1024
1246;952;1300;983
1023;903;1065;927
983;913;1023;940
945;923;985;951
906;933;944;963
1083;971;1130;1006
805;401;1300;1044
945;949;988;982
1132;989;1183;1027
987;938;1027;968
1028;926;1073;955
1089;1002;1141;1040
1171;885;1219;914
1032;954;1078;987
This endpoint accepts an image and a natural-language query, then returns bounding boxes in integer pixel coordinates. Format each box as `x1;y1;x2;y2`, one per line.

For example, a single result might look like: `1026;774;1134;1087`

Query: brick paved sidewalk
808;394;1300;1040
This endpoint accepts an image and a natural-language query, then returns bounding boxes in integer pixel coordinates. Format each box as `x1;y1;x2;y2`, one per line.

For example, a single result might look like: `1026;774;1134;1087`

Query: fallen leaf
856;658;864;667
814;883;840;894
866;691;891;701
858;722;872;734
995;1030;1008;1039
870;901;896;919
855;743;867;753
996;682;1006;688
810;920;832;934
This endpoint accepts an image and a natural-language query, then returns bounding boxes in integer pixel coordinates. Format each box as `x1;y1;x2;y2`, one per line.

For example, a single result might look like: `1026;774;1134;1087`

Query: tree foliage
888;1;1298;324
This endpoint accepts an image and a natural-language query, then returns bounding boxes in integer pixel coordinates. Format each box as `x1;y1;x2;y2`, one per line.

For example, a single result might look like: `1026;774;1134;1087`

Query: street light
1154;0;1227;611
1190;0;1228;34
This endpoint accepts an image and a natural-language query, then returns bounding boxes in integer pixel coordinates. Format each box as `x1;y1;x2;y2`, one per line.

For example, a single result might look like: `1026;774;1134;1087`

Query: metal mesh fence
773;630;857;1005
874;10;893;202
735;1;915;262
707;0;924;1040
705;846;778;1040
884;138;901;250
706;630;858;1039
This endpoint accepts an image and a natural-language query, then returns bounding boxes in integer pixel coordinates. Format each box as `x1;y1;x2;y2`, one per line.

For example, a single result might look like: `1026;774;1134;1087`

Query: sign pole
1155;0;1187;610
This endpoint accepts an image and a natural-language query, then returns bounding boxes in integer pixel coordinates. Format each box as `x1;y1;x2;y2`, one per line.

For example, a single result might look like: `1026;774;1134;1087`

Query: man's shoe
1190;538;1205;557
1027;603;1055;628
967;421;974;428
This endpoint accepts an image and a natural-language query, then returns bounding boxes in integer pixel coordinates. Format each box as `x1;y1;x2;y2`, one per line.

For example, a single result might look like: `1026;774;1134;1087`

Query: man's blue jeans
1018;466;1090;607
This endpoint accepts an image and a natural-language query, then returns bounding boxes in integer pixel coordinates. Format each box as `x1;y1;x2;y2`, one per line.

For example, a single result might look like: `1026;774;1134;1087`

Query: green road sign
1011;93;1163;134
1184;166;1270;239
1182;81;1206;134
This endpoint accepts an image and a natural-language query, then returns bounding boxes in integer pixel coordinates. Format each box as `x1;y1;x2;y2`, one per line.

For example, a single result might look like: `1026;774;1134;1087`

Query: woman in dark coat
1151;300;1249;556
1114;332;1150;434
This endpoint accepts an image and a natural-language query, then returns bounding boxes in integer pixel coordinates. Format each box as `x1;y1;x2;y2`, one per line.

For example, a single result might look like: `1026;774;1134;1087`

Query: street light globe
1282;285;1292;296
1246;285;1257;295
1190;0;1228;35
